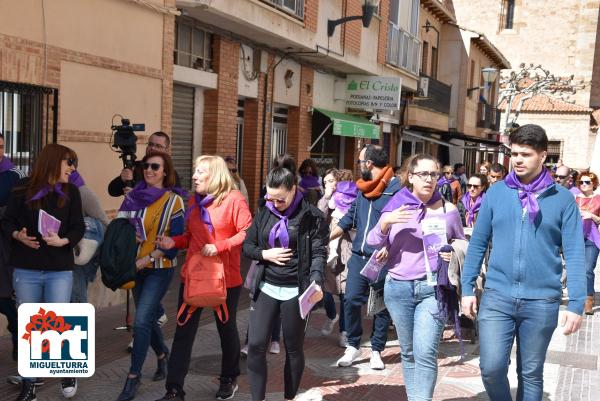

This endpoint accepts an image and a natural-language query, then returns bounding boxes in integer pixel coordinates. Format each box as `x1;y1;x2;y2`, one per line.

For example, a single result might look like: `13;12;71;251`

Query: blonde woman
156;155;252;401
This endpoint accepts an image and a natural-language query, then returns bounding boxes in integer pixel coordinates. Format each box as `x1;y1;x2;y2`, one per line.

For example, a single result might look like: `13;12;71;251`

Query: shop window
174;18;213;71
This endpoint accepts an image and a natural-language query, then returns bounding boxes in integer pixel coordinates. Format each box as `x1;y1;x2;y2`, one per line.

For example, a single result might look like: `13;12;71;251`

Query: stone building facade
450;0;600;170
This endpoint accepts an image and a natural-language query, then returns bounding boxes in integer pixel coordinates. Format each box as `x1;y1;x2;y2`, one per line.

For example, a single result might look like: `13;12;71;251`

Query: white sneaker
61;378;78;398
321;315;339;336
240;344;248;356
127;339;133;353
338;331;348;348
157;313;168;327
370;350;385;370
336;346;361;367
269;341;280;354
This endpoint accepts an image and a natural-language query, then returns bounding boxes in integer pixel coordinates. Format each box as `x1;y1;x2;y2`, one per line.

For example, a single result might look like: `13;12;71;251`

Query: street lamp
467;67;499;96
327;0;380;37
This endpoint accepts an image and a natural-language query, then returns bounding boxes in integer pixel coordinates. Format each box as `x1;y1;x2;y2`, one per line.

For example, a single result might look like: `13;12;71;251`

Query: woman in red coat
155;155;252;401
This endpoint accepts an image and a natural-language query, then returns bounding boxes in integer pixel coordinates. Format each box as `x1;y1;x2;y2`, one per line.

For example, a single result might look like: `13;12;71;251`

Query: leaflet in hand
421;217;448;286
359;252;387;282
298;280;320;319
129;217;147;241
38;209;61;237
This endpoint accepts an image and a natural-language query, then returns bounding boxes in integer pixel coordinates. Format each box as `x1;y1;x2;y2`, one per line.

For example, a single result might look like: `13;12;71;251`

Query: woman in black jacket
2;144;85;401
242;166;328;401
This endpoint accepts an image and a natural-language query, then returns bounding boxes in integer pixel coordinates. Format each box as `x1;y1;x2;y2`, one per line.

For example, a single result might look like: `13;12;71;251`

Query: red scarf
356;166;394;199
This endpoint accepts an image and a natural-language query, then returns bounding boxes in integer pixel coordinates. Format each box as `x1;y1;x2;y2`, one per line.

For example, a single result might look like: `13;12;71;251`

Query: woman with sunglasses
458;174;489;228
575;172;600;315
367;154;465;401
115;151;185;401
243;166;327;401
154;155;252;401
2;144;85;401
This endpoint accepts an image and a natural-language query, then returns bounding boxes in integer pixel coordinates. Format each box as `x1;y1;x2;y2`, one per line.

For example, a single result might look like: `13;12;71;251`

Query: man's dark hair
490;163;506;175
364;144;388;168
267;167;296;190
150;131;171;147
509;124;548;152
453;163;464;171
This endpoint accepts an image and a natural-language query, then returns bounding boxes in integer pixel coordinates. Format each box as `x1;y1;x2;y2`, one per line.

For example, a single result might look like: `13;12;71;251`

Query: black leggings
165;284;241;395
247;290;307;401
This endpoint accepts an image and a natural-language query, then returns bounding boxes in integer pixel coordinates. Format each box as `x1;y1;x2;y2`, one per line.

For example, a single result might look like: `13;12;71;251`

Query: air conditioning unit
448;117;457;129
418;76;429;97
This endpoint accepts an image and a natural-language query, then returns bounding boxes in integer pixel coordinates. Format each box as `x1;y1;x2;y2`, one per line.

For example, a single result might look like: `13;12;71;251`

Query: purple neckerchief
27;183;66;203
69;171;85;188
299;175;320;190
382;187;442;222
435;244;464;358
583;219;600;249
119;181;168;212
437;176;455;187
265;189;304;248
504;169;554;224
461;192;484;227
0;157;14;173
185;193;214;234
332;181;357;214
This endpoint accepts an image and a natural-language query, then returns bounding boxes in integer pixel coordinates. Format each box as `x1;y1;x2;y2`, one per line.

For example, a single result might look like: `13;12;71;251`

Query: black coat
242;199;328;301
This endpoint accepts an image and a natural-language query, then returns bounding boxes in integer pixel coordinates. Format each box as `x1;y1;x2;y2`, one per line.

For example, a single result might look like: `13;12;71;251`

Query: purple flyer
298;281;319;319
423;233;444;271
38;209;61;237
360;252;386;282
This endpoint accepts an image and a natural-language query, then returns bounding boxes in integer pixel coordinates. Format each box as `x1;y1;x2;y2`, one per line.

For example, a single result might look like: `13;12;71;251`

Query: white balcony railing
387;22;420;76
261;0;304;20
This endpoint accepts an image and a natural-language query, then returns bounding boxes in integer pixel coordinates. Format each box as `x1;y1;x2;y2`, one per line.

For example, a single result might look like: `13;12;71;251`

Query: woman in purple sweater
367;154;464;401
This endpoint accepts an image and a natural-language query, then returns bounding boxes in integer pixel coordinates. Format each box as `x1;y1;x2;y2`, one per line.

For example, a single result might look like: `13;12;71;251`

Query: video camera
111;118;145;170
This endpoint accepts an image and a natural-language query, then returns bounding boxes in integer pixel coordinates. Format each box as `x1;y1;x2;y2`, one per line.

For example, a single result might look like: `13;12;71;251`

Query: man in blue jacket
461;124;585;401
330;144;400;370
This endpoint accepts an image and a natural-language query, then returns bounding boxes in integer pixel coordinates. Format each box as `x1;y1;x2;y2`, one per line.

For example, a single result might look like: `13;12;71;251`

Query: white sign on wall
345;75;402;111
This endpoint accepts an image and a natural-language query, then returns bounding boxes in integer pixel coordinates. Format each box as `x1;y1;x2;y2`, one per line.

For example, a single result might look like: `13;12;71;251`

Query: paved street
1;275;599;401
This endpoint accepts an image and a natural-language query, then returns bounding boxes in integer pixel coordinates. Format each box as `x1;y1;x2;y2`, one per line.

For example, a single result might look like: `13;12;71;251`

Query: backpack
176;252;228;325
99;218;137;291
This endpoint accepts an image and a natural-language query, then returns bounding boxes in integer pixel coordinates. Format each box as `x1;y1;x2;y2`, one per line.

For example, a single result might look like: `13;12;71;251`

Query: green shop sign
345;75;402;111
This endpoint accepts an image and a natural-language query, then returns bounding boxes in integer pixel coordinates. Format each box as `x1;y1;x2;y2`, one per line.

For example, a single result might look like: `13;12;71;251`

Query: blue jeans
323;292;345;332
584;239;599;296
478;289;559;401
13;268;73;305
384;275;445;401
344;254;390;351
130;268;174;377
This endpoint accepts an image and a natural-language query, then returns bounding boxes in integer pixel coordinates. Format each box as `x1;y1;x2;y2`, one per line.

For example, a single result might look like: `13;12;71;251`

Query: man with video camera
107;131;181;196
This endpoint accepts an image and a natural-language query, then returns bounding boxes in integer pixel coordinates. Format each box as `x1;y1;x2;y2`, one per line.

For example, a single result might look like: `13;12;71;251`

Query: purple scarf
435;244;464;358
461;193;484;227
299;175;320;190
332;181;358;214
0;157;14;173
185;194;214;233
265;189;304;248
119;181;169;212
504;168;554;224
69;171;85;188
382;187;442;222
437;176;455;187
583;219;600;249
27;183;66;203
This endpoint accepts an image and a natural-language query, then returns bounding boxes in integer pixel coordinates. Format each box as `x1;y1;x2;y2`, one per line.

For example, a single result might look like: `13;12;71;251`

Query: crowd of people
0;123;595;401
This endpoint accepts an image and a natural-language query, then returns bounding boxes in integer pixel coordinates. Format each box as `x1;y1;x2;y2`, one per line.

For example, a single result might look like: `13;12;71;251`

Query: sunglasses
467;184;481;189
356;159;367;165
64;158;77;167
229;168;238;174
555;175;568;180
579;180;592;185
143;162;162;171
265;196;287;204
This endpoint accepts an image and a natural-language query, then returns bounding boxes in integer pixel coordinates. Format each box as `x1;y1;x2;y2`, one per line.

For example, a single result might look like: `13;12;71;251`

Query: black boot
152;351;169;381
116;376;140;401
15;380;36;401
